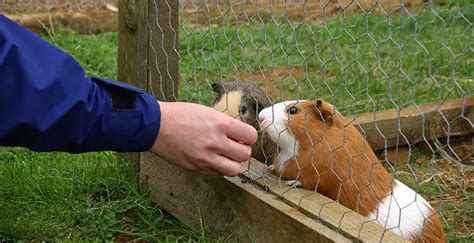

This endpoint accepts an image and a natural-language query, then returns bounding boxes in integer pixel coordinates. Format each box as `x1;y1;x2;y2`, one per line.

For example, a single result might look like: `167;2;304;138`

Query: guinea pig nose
258;114;265;123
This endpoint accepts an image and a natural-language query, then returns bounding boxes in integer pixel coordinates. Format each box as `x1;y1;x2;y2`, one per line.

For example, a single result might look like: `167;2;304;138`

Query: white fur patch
367;179;433;240
286;180;302;187
259;101;302;173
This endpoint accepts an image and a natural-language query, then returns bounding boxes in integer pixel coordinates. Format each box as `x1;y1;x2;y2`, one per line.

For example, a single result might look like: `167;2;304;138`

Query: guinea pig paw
267;164;276;172
286;180;302;188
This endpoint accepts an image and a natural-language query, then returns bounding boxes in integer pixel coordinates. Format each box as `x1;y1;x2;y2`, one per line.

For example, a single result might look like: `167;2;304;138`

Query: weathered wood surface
141;153;355;243
117;0;149;168
354;97;474;151
241;159;407;242
5;12;118;34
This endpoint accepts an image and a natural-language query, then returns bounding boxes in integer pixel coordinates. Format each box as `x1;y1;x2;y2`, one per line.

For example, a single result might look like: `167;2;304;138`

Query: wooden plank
6;12;118;34
241;159;407;242
353;97;474;150
117;0;149;168
118;0;148;89
140;153;352;242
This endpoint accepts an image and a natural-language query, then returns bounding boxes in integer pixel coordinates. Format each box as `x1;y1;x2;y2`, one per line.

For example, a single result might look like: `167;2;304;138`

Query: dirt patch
428;159;473;235
383;136;473;237
181;0;423;25
394;155;473;235
385;146;412;165
1;1;118;34
114;233;147;243
236;67;335;99
2;0;422;34
0;0;118;14
6;12;118;34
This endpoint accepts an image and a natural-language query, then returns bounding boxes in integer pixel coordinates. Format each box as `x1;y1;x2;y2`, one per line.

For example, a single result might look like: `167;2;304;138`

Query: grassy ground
179;6;473;114
0;31;212;241
179;7;473;241
0;149;211;241
0;3;472;242
387;146;473;242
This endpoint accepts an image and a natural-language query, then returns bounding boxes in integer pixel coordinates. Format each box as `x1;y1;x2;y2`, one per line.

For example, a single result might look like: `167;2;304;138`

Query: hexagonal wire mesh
148;0;472;241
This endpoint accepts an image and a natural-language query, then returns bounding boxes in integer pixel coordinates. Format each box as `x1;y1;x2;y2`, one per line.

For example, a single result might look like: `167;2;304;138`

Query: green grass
391;148;444;197
179;6;473;114
0;149;210;241
442;199;473;242
0;30;213;241
1;4;472;241
388;145;473;242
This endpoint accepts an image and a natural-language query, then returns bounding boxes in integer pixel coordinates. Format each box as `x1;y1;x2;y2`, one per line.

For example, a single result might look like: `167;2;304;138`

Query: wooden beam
6;12;118;34
241;159;407;242
353;97;474;151
140;154;406;242
117;0;149;168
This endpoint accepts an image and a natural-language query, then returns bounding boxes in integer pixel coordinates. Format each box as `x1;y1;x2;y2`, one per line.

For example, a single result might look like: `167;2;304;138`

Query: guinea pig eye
288;106;298;114
240;105;247;115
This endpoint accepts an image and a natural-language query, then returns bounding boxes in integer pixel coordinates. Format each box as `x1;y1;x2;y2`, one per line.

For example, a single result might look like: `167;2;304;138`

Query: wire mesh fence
151;1;473;241
10;0;471;241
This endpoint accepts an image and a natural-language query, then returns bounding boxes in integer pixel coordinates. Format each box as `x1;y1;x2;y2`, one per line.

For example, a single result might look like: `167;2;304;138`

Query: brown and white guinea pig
211;82;277;165
258;99;445;242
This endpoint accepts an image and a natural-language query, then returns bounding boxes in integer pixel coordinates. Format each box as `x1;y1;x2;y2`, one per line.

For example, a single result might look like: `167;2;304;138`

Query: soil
236;67;335;98
421;159;472;234
392;137;473;236
2;0;423;34
181;0;423;25
0;0;118;14
1;0;118;34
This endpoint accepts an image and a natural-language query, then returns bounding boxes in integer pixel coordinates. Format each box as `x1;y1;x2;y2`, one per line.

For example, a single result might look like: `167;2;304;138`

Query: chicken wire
146;0;472;241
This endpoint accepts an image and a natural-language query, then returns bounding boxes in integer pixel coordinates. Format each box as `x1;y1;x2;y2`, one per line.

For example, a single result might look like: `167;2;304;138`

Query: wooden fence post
117;0;149;167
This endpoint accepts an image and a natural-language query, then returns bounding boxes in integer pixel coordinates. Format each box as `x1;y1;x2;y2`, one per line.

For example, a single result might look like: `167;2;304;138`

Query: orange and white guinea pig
258;99;445;242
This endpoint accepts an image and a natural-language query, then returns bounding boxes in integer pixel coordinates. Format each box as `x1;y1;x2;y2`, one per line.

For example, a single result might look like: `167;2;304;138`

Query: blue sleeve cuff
91;77;161;152
0;14;161;153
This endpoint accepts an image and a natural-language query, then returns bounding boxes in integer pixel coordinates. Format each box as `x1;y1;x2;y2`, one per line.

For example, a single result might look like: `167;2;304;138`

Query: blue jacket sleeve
0;15;161;153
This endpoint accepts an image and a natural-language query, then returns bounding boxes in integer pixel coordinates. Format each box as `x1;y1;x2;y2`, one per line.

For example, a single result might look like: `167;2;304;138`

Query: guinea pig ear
313;99;334;126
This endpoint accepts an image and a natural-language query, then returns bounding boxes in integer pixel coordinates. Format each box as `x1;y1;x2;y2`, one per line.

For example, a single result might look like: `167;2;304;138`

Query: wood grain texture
353;97;474;150
6;12;118;34
117;0;148;169
241;159;408;242
140;153;353;242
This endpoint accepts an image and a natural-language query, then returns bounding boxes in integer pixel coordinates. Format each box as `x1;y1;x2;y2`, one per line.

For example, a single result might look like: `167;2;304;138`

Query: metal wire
168;0;473;241
11;0;469;240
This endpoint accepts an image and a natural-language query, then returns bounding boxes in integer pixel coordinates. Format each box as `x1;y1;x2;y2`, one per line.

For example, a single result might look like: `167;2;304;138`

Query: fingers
225;118;258;145
220;139;252;162
209;155;242;177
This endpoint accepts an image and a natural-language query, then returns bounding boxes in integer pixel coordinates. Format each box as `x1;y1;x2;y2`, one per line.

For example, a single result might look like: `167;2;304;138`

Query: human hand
149;101;258;177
